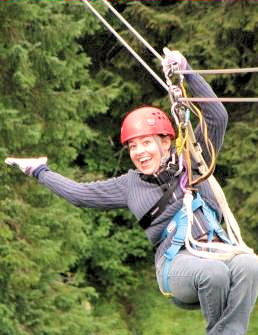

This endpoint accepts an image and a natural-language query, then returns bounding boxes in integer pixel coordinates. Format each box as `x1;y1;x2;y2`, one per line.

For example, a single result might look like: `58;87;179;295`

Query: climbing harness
83;0;257;298
158;57;256;295
161;192;231;293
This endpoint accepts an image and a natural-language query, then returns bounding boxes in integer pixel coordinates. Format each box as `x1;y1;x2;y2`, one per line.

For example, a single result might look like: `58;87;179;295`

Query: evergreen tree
0;1;148;333
0;0;257;333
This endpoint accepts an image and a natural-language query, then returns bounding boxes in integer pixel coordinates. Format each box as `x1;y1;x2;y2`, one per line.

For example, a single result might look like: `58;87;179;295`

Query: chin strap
138;154;181;231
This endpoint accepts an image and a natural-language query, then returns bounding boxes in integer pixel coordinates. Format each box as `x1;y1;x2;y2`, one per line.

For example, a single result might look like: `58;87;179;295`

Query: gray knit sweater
37;70;228;266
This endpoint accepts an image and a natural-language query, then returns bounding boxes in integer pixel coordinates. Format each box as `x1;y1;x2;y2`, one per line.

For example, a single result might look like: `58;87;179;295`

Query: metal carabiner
168;85;183;106
175;154;184;176
183;108;190;128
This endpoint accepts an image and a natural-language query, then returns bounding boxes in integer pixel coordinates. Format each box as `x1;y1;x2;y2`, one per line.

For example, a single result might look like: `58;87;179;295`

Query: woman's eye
129;144;136;151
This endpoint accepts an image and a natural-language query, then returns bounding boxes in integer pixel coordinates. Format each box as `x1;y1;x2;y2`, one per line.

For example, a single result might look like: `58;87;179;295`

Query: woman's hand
162;48;187;76
5;157;48;176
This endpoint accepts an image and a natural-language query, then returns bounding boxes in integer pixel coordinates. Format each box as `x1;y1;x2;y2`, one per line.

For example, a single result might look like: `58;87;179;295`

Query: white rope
101;1;258;76
82;0;258;103
186;125;255;258
179;97;258;103
101;0;163;62
176;68;258;75
81;0;168;92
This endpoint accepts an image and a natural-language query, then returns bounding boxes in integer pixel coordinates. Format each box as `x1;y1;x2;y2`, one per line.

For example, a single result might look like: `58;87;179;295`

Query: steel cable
101;0;258;76
82;0;258;102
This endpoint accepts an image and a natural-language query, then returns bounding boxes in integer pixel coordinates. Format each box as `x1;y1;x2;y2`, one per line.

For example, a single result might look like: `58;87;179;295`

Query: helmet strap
153;135;171;172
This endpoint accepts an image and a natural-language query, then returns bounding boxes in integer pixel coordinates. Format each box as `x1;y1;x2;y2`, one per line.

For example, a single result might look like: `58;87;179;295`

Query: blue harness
162;192;231;293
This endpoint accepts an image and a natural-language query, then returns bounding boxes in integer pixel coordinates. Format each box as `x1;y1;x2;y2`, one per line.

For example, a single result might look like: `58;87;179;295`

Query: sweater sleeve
184;69;228;164
37;170;129;209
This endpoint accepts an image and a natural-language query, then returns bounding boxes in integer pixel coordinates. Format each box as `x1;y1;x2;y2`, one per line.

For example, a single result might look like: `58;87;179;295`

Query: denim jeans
156;250;258;335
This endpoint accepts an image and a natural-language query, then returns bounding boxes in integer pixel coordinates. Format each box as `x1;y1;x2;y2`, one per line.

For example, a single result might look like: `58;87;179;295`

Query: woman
5;50;258;335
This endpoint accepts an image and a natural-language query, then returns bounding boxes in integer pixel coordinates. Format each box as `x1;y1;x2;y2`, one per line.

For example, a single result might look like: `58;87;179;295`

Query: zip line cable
82;0;258;103
81;0;168;92
83;1;257;262
101;0;163;62
179;68;258;75
101;0;258;76
181;97;258;103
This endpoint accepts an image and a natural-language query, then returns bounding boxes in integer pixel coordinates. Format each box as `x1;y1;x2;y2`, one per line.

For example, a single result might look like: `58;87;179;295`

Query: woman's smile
128;135;171;175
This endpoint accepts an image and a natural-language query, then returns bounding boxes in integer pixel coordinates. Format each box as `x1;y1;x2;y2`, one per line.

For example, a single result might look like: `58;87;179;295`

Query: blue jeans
156;250;258;335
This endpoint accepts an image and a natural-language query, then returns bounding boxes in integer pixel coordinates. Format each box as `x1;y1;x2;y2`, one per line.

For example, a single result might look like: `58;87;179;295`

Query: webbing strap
201;201;232;245
138;171;180;230
139;184;172;230
162;193;230;293
162;194;203;292
162;193;204;240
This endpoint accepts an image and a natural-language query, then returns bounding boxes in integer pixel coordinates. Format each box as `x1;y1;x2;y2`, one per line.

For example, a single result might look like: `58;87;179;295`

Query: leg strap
162;192;230;294
162;194;203;292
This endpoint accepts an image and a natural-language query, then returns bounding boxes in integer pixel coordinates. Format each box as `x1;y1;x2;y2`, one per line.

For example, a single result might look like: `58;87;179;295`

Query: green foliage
0;1;145;333
0;0;257;333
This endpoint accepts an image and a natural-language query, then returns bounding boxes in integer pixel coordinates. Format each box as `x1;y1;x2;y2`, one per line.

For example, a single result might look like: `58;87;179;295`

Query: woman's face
128;135;171;175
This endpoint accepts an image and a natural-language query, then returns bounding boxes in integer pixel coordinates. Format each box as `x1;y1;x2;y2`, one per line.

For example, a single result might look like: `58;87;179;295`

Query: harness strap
138;184;172;230
201;200;232;245
162;193;203;292
138;168;180;230
162;193;230;294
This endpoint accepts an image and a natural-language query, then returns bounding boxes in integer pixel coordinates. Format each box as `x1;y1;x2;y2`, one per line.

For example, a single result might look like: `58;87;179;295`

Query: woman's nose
135;143;145;155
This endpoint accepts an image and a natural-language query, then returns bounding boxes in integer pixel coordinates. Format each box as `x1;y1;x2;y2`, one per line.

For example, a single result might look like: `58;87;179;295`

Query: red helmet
120;106;176;144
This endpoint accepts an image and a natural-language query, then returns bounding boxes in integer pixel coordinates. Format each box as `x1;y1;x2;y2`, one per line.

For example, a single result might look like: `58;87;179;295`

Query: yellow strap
176;123;187;155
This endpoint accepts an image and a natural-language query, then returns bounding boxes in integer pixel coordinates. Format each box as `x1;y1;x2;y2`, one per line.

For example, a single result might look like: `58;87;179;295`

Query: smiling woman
128;135;171;175
121;106;175;175
5;49;258;335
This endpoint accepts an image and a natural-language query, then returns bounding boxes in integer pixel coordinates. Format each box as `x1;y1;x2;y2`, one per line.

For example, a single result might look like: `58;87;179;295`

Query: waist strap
161;192;204;240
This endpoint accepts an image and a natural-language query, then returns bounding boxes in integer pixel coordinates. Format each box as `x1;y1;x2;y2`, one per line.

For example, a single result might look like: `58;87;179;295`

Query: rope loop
164;68;217;189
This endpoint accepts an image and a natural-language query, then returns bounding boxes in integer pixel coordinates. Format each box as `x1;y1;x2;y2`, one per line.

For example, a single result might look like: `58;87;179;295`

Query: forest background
0;0;257;334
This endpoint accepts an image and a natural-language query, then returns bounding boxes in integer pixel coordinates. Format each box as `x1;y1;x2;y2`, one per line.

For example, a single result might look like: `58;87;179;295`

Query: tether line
176;68;258;75
82;0;258;103
101;0;258;76
179;97;258;103
102;0;163;62
81;0;168;91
